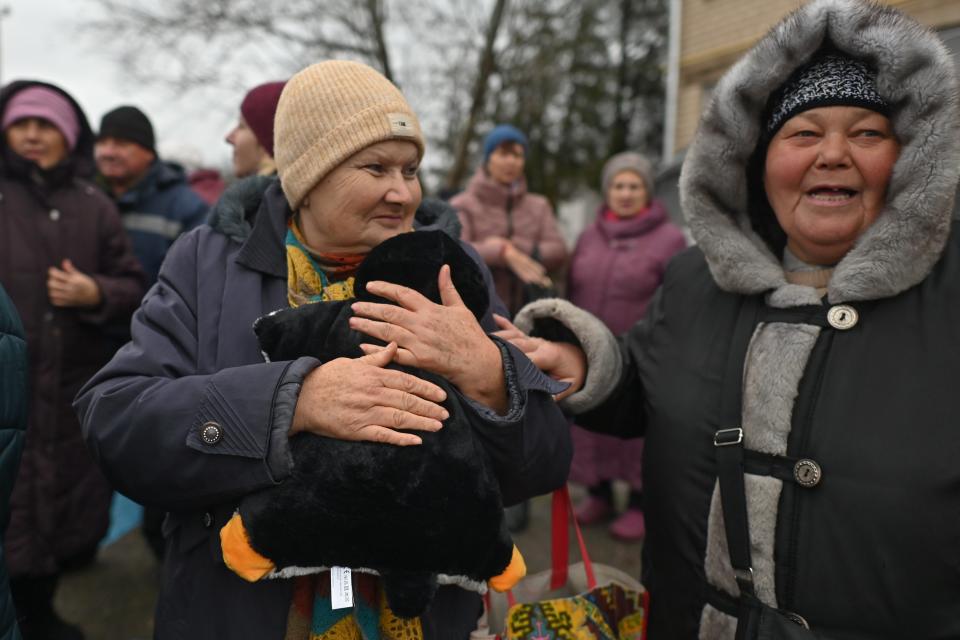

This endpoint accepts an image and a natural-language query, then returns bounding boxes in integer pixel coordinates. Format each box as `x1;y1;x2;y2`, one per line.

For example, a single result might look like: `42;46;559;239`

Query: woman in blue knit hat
451;124;568;316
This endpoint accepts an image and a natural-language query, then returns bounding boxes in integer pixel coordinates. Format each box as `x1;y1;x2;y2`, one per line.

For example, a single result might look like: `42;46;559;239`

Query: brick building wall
671;0;960;154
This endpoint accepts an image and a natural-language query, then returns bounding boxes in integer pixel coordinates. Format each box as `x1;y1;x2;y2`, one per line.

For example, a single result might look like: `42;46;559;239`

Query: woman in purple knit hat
566;151;685;540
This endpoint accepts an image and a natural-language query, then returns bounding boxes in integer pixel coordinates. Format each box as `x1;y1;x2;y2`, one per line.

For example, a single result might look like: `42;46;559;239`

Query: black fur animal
241;230;515;618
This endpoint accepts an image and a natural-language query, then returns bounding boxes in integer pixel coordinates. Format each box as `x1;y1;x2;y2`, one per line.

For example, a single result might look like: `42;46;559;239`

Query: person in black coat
495;1;960;638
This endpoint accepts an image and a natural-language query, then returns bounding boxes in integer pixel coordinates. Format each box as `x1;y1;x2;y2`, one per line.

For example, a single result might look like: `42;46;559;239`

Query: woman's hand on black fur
350;265;508;413
290;343;449;446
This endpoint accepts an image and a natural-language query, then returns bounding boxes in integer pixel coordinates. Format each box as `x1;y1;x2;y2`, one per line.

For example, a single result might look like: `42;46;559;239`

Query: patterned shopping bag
480;486;648;640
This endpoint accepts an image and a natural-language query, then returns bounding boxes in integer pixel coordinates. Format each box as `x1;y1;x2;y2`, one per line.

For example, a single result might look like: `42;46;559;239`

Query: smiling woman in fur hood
495;0;960;638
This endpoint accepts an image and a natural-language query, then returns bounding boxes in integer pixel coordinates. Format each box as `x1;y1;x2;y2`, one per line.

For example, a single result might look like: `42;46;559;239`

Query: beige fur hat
274;60;425;210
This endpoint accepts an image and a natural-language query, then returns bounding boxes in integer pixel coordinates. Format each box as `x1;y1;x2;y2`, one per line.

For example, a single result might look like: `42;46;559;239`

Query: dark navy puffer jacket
109;160;209;286
0;284;26;640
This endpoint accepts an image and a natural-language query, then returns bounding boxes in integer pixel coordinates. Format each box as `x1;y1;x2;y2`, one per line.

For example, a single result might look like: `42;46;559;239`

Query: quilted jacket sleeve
0;284;26;640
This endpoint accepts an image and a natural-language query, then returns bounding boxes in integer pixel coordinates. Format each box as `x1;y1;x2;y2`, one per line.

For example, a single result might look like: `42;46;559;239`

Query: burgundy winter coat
0;81;145;576
566;201;685;491
452;168;567;314
567;201;686;334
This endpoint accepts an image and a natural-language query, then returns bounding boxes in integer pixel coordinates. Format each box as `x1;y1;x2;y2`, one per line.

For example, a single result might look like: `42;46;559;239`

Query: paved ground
56;484;642;639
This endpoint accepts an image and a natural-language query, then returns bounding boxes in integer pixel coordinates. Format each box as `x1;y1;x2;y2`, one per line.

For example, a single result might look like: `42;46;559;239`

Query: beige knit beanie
274;60;425;210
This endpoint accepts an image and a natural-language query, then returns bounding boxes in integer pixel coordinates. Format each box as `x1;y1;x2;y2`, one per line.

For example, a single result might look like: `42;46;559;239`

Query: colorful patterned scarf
286;217;364;307
283;216;424;640
285;573;425;640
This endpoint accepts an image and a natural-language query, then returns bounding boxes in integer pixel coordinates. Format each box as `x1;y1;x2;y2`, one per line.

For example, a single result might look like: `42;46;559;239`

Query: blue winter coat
111;160;208;286
0;284;26;640
74;177;572;639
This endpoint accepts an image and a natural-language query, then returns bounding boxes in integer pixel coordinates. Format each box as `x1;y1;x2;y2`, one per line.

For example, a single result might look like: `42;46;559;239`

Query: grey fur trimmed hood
680;0;960;305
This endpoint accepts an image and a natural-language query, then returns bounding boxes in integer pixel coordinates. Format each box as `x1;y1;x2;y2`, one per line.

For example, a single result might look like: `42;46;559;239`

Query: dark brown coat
0;81;144;576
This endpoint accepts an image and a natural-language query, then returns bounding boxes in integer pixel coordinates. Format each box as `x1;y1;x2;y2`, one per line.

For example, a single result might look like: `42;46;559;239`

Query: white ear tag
330;566;354;609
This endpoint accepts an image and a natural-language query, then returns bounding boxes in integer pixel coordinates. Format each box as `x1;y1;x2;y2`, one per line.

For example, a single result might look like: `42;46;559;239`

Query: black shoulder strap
714;297;760;597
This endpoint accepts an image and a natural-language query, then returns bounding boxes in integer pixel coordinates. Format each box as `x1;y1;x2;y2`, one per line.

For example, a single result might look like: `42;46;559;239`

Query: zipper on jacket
597;238;618;319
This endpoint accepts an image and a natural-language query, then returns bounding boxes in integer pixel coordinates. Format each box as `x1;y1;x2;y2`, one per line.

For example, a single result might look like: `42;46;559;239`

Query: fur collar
679;0;960;305
207;175;463;243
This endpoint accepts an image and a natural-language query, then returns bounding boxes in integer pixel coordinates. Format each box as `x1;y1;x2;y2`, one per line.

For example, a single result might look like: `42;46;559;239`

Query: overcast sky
4;0;258;170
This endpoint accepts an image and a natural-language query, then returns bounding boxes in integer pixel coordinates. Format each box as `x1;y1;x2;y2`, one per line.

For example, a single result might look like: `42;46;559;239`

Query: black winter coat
579;235;960;638
515;2;960;638
75;178;572;639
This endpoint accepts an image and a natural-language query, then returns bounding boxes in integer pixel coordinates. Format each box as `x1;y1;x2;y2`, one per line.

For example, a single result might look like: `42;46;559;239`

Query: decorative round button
49;209;60;221
793;459;822;488
827;305;858;330
200;421;222;445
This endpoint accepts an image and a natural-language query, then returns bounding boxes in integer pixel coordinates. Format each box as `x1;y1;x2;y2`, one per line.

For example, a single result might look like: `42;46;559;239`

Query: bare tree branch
445;0;509;189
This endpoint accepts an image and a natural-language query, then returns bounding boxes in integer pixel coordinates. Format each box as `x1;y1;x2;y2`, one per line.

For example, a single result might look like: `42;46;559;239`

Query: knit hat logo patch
388;112;416;138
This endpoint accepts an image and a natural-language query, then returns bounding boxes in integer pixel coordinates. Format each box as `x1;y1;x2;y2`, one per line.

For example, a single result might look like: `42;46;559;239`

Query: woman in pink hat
0;80;144;639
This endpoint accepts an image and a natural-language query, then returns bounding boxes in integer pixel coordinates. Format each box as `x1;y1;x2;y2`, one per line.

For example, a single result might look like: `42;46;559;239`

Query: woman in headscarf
495;0;960;637
76;61;570;639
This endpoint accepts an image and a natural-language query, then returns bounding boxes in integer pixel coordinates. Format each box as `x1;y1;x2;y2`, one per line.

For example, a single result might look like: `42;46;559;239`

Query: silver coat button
49;209;60;221
794;459;822;488
199;421;222;445
202;512;212;528
827;304;858;330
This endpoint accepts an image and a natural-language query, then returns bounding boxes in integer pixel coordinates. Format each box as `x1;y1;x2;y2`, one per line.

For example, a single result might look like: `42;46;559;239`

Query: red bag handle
550;484;596;590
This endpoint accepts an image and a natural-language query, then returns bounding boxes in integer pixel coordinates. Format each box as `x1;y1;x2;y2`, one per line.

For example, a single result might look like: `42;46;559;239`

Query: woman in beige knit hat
75;60;570;639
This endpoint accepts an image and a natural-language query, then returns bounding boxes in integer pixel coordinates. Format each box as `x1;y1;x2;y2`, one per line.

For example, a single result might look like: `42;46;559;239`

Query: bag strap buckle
733;567;755;595
714;427;743;447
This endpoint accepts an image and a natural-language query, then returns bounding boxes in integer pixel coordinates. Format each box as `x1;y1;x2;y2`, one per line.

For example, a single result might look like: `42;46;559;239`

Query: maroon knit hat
239;81;286;158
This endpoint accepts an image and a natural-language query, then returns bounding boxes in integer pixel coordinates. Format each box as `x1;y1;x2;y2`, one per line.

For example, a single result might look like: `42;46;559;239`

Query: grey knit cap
601;151;654;194
766;52;889;136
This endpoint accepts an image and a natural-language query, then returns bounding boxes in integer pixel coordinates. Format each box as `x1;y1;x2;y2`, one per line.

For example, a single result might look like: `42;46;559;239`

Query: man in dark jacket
95;105;208;287
0;284;27;640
